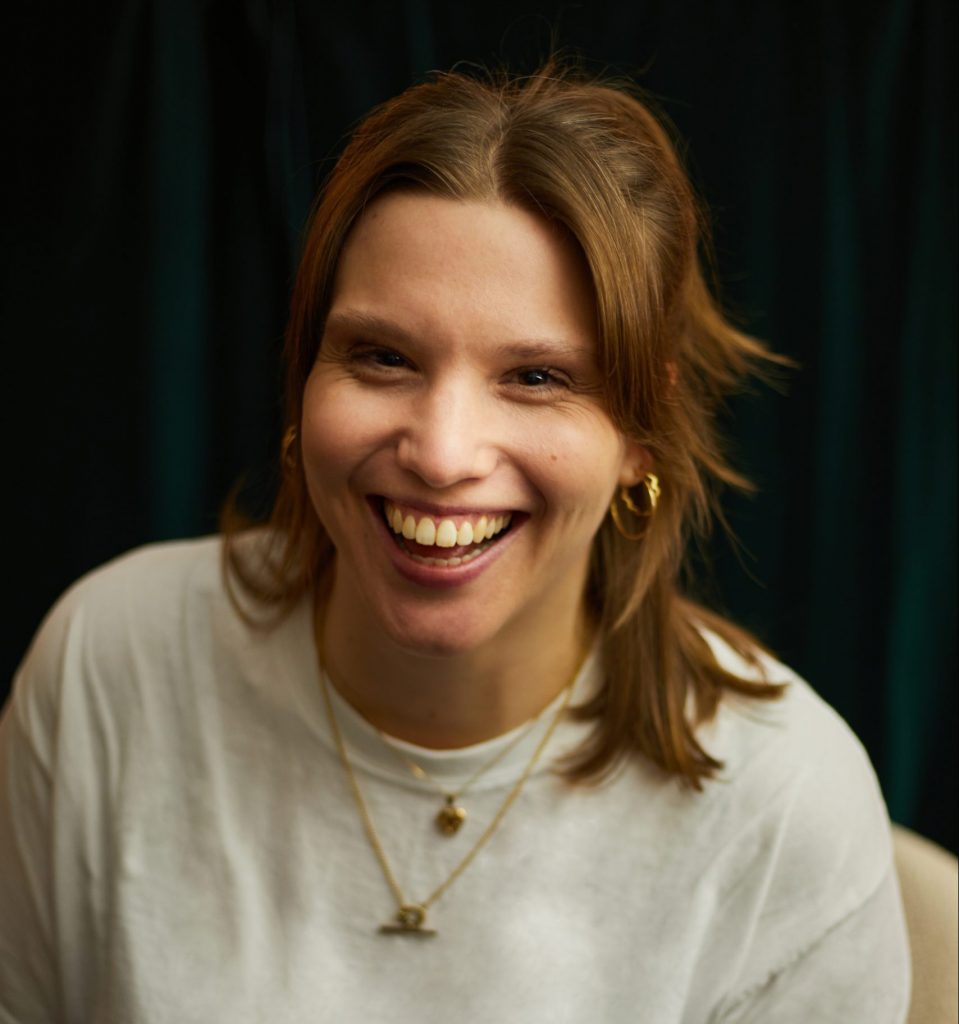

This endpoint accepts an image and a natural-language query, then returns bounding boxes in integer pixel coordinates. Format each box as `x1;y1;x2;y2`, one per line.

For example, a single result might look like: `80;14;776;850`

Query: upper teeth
383;500;512;548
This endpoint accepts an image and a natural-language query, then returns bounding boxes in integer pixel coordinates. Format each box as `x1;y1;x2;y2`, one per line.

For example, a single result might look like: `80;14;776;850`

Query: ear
618;441;651;489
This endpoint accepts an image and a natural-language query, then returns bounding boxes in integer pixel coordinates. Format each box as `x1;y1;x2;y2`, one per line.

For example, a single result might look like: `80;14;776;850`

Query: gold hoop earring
281;425;298;472
609;473;660;540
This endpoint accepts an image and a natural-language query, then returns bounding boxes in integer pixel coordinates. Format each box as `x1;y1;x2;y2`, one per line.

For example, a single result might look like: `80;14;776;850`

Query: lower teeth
407;543;491;567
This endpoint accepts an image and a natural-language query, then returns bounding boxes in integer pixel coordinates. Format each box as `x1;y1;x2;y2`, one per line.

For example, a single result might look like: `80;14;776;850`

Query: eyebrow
325;311;414;345
324;310;589;362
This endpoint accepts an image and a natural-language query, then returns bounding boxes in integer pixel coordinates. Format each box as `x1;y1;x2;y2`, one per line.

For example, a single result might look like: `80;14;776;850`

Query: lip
366;496;525;590
379;495;519;519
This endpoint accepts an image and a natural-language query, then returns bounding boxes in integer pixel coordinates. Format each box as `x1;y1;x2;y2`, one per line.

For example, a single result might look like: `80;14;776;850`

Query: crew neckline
315;644;601;794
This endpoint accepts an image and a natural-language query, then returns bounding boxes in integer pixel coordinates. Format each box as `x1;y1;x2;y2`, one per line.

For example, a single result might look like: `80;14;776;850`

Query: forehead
328;192;597;356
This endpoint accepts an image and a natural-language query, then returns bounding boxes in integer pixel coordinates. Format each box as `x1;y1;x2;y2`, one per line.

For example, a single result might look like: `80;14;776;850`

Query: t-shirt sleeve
1;539;236;1024
0;604;69;1023
696;659;912;1024
714;866;910;1023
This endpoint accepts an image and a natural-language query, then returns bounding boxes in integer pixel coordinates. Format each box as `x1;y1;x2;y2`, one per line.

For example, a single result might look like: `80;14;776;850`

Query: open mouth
377;497;518;567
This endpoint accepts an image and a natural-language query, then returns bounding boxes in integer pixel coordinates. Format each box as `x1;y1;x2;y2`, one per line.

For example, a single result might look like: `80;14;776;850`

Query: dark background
3;1;956;852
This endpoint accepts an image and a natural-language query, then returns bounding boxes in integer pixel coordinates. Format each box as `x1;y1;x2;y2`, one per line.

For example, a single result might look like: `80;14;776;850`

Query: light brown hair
222;63;786;788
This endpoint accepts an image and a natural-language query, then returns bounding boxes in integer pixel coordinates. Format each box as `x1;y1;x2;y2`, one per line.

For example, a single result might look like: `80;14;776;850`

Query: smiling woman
0;65;910;1022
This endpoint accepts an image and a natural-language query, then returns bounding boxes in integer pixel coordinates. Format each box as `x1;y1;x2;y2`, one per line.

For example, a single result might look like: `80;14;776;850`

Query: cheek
299;386;384;545
526;420;626;516
301;409;353;480
300;375;383;480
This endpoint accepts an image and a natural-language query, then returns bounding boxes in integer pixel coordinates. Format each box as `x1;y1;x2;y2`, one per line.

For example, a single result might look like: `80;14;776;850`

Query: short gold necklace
319;667;576;937
373;708;547;836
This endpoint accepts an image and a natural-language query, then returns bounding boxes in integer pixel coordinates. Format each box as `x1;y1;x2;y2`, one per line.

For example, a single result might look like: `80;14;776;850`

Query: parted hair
222;63;786;788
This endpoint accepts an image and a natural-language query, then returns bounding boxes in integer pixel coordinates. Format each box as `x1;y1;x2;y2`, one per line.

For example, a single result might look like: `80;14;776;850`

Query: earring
281;425;298;472
610;473;660;540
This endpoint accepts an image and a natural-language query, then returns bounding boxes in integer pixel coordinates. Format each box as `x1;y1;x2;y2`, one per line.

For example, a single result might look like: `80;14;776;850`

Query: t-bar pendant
379;904;437;936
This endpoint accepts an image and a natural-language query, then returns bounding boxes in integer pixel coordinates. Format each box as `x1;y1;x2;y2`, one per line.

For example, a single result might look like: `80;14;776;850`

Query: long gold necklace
319;667;575;937
372;707;547;836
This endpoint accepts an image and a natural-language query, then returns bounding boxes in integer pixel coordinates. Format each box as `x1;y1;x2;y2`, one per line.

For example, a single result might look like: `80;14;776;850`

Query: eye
364;347;407;368
514;367;566;389
347;345;412;374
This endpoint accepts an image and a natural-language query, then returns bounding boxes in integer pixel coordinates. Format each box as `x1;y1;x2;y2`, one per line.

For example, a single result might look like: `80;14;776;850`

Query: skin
301;192;646;747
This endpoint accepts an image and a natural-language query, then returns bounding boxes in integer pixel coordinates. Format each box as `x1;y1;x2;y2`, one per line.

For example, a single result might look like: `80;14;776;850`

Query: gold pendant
436;797;467;835
379;903;437;936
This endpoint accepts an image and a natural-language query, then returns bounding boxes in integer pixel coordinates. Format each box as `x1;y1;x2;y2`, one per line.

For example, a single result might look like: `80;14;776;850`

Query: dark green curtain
3;0;955;851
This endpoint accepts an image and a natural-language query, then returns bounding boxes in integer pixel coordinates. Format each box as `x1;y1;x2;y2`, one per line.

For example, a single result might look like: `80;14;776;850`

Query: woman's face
301;192;644;657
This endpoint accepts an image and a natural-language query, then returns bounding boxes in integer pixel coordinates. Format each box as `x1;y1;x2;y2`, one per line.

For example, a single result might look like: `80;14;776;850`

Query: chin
379;604;501;660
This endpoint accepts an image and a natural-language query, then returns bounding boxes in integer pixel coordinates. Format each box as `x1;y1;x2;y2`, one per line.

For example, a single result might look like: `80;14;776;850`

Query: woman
0;66;909;1022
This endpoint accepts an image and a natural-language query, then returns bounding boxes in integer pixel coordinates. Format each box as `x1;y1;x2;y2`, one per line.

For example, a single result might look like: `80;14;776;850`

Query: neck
315;576;591;749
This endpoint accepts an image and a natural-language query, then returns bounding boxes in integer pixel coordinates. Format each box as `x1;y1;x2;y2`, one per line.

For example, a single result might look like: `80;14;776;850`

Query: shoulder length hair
222;63;786;788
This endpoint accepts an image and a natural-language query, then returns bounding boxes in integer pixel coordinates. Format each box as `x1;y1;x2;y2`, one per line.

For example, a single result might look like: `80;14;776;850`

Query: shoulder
7;531;313;778
12;536;237;728
692;631;900;998
701;631;887;843
701;629;892;872
25;532;272;653
51;534;226;621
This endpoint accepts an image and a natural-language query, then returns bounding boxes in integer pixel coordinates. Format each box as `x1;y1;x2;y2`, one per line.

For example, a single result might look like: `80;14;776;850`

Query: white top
0;537;910;1023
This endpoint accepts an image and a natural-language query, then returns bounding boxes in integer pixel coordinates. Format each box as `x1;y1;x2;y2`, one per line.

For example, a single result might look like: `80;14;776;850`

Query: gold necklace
319;669;575;937
373;708;547;836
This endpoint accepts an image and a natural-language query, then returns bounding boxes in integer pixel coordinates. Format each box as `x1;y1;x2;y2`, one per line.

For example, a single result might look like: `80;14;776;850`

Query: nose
395;379;498;489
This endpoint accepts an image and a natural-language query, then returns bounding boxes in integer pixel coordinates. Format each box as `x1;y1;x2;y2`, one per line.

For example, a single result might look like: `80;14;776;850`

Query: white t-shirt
0;537;910;1023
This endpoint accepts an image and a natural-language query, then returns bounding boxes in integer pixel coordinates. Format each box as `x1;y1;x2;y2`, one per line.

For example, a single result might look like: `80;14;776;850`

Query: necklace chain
319;664;576;935
373;706;547;834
